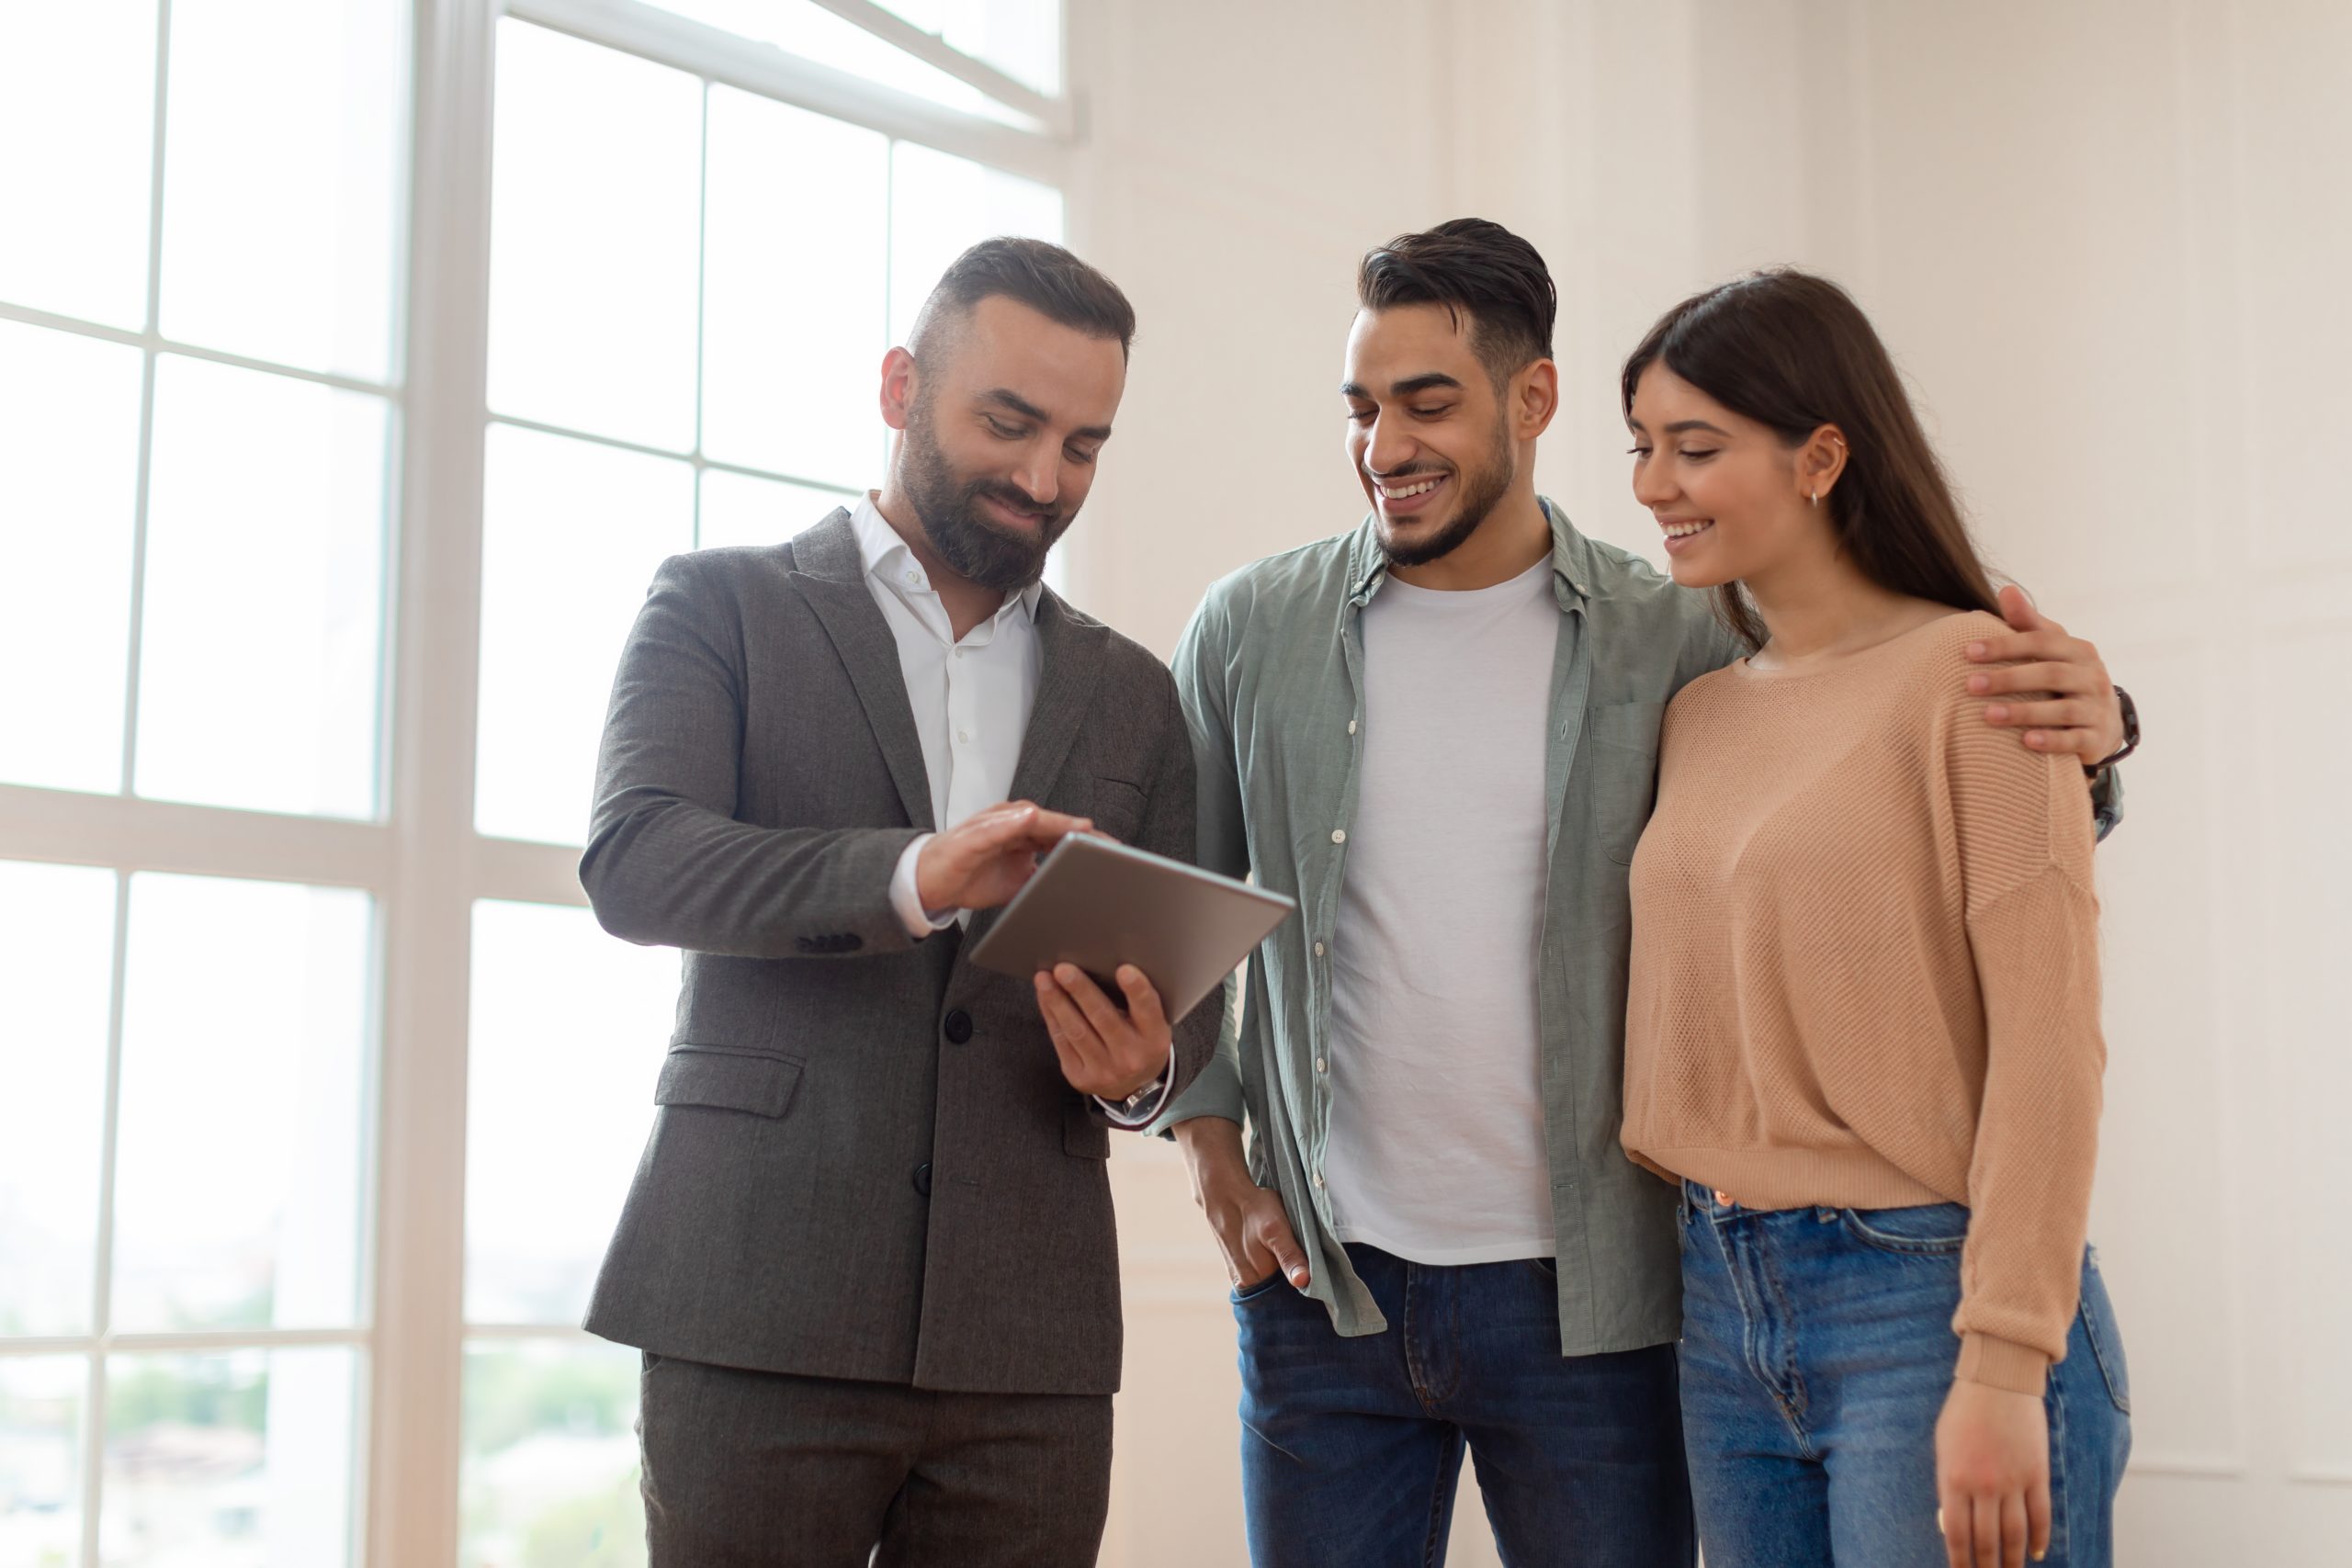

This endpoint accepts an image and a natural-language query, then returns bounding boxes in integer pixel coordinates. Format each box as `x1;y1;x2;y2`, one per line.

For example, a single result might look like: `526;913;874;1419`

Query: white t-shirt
1323;557;1558;1265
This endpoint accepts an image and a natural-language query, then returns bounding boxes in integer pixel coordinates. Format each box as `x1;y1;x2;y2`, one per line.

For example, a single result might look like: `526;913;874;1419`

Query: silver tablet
966;834;1295;1024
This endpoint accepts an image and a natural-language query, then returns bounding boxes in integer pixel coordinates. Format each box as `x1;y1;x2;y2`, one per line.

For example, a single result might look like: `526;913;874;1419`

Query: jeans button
1713;1190;1735;1209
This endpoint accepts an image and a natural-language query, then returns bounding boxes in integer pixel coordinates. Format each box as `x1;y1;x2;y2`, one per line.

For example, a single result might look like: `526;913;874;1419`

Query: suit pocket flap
656;1046;803;1118
1063;1102;1112;1159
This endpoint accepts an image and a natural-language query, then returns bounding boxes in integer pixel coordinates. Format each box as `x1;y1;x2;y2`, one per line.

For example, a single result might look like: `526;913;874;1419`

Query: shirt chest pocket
1584;700;1666;866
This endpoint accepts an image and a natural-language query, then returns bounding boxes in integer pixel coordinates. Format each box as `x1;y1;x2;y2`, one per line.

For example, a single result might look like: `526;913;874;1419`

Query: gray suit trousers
638;1352;1112;1567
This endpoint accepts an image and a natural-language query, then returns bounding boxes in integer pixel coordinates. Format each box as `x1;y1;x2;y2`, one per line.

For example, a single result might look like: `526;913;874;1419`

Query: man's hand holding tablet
1035;962;1171;1102
969;833;1296;1109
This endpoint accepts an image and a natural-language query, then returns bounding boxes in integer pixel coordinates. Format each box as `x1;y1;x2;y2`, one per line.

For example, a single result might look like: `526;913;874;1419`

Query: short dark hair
1356;218;1556;384
908;235;1136;362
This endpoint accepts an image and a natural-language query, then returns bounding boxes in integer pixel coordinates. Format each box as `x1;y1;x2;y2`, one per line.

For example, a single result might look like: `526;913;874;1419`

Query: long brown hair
1619;268;2000;649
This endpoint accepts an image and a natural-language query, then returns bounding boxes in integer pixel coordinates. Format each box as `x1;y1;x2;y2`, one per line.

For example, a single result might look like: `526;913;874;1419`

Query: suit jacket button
912;1162;933;1197
944;1010;974;1044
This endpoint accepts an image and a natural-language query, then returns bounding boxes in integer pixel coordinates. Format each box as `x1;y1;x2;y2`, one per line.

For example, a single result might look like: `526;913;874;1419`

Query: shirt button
1330;829;1346;845
1313;942;1325;957
1314;1058;1327;1073
1347;719;1358;735
956;728;970;743
1313;1170;1326;1188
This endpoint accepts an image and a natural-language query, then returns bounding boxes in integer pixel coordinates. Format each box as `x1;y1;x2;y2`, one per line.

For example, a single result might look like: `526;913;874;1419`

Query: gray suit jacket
578;512;1216;1396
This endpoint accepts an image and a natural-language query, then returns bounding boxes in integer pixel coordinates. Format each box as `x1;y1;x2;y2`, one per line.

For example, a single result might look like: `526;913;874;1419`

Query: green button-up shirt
1152;499;2118;1356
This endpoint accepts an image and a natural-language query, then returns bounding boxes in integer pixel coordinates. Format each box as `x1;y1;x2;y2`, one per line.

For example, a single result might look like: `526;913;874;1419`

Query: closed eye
985;415;1028;439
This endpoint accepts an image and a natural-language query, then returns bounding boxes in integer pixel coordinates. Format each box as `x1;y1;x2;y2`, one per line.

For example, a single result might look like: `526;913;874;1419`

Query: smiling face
1625;363;1839;592
1341;303;1524;569
886;293;1126;591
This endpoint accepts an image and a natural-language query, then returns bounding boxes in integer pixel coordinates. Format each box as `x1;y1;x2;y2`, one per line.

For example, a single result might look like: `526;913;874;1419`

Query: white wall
1071;2;2352;1562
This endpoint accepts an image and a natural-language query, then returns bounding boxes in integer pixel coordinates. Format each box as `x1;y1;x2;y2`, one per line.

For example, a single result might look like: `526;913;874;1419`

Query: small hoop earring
1810;490;1819;507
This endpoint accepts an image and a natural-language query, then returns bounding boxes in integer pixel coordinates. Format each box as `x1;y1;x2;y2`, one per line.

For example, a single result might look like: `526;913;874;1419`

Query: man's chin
1376;509;1478;569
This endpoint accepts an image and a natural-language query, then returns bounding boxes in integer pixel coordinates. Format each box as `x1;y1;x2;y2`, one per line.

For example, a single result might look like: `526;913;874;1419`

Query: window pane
700;86;888;488
103;1348;359;1568
475;424;693;847
0;863;115;1340
876;0;1061;95
459;1340;644;1568
111;875;370;1334
134;355;388;819
0;321;143;795
488;21;700;452
697;468;854;551
0;1;158;327
888;141;1063;344
656;0;1037;126
0;1355;85;1567
466;900;679;1326
158;0;405;380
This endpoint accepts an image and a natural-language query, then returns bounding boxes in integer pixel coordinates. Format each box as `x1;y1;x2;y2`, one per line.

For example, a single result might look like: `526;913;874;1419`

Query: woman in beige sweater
1618;270;2131;1568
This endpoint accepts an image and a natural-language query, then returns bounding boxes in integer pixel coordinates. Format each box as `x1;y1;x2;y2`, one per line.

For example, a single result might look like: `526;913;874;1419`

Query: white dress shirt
845;496;1168;1123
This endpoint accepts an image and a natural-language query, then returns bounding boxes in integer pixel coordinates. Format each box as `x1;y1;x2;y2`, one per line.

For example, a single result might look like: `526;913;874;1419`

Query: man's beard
900;396;1072;592
1372;414;1515;570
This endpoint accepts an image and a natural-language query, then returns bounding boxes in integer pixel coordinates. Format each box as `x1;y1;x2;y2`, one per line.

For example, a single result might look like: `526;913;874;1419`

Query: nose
1363;412;1416;480
1630;452;1677;509
1010;441;1059;509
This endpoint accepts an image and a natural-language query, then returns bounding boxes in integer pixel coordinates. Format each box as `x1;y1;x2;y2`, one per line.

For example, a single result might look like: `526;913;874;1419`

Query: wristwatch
2086;685;2139;777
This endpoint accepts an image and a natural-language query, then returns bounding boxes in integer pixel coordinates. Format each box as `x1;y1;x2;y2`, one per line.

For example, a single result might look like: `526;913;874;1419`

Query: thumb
1996;581;2043;633
1265;1215;1311;1288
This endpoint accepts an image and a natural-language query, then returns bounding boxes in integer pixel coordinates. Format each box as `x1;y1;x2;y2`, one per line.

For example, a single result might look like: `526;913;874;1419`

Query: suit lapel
1008;589;1107;807
786;512;936;831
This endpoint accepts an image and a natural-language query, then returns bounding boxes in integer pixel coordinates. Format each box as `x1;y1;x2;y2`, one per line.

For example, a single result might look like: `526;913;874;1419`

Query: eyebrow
1624;416;1733;436
1340;372;1466;400
982;387;1111;443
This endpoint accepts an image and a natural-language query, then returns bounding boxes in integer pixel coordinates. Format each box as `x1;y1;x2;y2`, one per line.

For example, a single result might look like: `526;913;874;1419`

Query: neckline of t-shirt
1731;607;1987;682
1375;554;1554;607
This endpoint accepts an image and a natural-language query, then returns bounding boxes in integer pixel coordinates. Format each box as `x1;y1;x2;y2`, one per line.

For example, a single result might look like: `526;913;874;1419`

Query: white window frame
0;3;1076;1562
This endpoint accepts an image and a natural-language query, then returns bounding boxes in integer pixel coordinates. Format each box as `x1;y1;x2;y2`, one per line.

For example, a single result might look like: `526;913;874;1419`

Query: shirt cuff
1096;1042;1178;1128
889;834;956;939
1954;1331;2052;1395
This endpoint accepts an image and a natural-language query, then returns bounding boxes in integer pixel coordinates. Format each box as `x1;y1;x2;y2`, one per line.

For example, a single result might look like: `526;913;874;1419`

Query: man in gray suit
579;238;1217;1565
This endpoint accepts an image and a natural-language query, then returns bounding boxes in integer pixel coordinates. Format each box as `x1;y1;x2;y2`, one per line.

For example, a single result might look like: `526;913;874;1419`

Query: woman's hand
1935;1379;2052;1567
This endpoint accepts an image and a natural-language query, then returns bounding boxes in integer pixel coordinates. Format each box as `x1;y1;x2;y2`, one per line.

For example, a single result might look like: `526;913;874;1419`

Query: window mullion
367;1;500;1564
74;868;132;1568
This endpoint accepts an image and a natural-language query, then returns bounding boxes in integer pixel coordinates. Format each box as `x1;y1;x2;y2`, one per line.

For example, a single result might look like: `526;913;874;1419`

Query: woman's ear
1797;423;1849;502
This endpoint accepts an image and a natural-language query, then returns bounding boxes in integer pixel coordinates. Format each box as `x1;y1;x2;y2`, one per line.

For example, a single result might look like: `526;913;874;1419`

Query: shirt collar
849;491;1044;623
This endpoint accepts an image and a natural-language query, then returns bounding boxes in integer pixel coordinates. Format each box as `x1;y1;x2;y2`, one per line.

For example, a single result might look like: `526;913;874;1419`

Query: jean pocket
1839;1201;1969;1255
1231;1269;1290;1304
2078;1247;2132;1415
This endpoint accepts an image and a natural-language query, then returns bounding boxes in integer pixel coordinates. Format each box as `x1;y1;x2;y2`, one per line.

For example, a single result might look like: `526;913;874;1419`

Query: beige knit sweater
1622;610;2105;1395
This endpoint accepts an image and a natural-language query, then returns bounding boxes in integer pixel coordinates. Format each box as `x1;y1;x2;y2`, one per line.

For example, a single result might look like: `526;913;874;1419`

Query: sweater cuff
1954;1331;2052;1395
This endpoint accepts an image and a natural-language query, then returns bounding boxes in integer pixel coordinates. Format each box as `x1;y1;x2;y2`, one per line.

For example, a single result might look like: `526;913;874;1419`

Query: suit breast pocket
1089;776;1147;844
1586;700;1666;867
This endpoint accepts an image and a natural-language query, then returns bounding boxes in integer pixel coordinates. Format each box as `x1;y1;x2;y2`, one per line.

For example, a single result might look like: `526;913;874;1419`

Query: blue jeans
1234;1242;1694;1567
1677;1183;2132;1567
